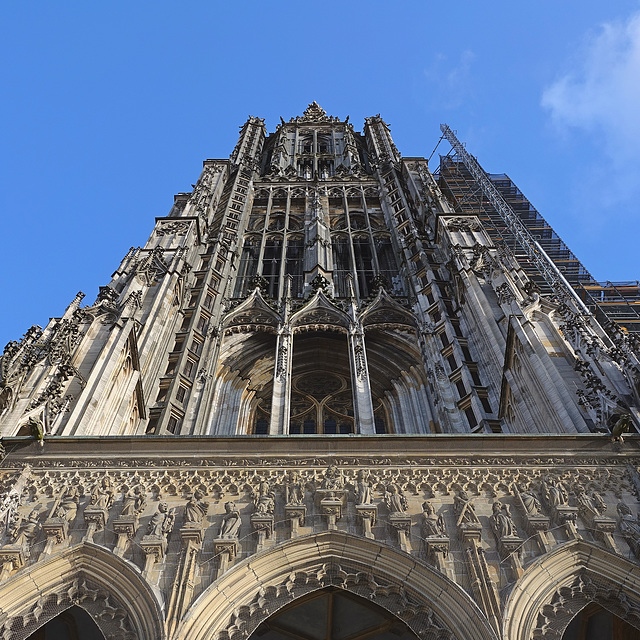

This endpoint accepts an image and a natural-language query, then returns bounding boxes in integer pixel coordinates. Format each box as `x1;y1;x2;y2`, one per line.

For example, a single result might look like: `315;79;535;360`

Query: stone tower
1;103;640;639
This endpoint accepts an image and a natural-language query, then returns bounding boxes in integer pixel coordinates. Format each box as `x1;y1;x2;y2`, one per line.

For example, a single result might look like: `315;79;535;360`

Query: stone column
348;324;375;434
269;328;292;435
285;504;306;538
356;504;377;539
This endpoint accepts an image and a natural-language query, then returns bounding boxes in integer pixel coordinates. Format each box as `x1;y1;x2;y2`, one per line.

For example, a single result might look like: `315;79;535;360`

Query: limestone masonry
1;103;639;639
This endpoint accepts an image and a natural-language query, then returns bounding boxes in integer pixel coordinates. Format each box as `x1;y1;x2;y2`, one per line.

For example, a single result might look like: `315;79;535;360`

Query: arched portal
177;531;497;640
25;605;105;640
503;541;640;640
0;543;164;640
561;602;639;640
248;587;419;640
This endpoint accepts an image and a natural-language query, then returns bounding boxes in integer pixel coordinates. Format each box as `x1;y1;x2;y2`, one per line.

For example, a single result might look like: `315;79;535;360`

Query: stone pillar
348;325;375;434
83;507;108;543
113;515;139;557
251;513;274;551
0;548;24;581
389;514;412;553
424;536;450;576
285;504;306;538
212;539;238;580
269;328;292;435
316;490;346;531
356;504;377;539
140;535;167;581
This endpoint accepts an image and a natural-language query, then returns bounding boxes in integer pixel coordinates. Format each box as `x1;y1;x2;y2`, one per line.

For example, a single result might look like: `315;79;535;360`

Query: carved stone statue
543;476;569;507
617;502;640;555
517;484;542;515
355;469;374;505
56;486;80;522
575;486;606;519
422;501;446;537
253;479;275;515
121;486;146;517
12;509;40;546
321;465;344;491
90;476;114;510
184;489;209;525
148;502;174;538
384;484;408;515
219;501;241;539
285;471;304;505
490;501;518;538
454;490;480;525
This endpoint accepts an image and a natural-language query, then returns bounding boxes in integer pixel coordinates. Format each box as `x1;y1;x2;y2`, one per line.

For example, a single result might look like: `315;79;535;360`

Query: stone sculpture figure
148;502;174;538
422;501;446;537
121;486;146;517
321;465;344;490
90;476;114;510
454;490;480;525
12;509;40;546
285;471;304;505
57;486;80;522
355;469;374;505
253;479;275;515
185;489;209;525
575;486;606;519
617;502;640;555
219;501;241;539
517;484;542;515
543;476;569;507
385;484;408;514
490;501;518;538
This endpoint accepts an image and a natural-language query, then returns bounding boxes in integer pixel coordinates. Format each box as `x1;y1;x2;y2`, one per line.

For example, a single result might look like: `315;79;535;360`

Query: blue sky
2;1;640;346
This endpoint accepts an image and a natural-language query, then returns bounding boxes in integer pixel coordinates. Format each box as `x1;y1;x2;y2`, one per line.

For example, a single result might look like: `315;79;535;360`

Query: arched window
262;237;283;298
353;235;374;298
233;238;260;298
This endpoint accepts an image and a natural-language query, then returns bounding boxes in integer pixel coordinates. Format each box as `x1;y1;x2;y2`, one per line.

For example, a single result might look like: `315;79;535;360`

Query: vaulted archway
0;543;164;640
503;540;640;640
177;531;497;640
248;587;420;640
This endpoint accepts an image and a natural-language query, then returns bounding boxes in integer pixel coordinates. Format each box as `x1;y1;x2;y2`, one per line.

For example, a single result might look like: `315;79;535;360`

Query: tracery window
289;372;354;434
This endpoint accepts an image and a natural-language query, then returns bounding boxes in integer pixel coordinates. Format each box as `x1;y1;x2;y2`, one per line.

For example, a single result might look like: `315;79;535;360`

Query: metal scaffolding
435;125;640;332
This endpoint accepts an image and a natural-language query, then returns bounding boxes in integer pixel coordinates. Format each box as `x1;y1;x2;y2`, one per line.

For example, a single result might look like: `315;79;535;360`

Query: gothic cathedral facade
1;103;640;639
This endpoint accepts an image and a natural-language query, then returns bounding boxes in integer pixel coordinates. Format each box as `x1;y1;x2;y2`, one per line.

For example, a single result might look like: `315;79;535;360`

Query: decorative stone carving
495;282;515;305
422;501;449;572
155;220;192;236
285;470;304;505
446;217;481;233
0;577;140;640
617;501;640;558
217;561;456;640
141;501;175;578
533;573;640;639
218;501;241;539
355;468;375;505
184;489;209;525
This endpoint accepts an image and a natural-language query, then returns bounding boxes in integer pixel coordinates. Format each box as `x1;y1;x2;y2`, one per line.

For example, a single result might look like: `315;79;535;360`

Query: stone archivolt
0;439;639;638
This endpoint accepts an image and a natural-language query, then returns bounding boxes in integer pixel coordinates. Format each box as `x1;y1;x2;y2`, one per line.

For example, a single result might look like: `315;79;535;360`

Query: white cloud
423;50;476;110
542;11;640;163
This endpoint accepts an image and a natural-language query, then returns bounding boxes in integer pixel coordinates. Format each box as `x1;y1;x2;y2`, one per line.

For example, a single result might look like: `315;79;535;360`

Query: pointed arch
503;540;640;640
290;290;351;333
0;542;164;640
178;531;497;640
222;287;283;334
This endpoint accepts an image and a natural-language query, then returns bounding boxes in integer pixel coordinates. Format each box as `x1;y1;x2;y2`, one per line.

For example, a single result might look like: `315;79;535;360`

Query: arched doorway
249;588;419;640
25;606;105;640
562;603;638;640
